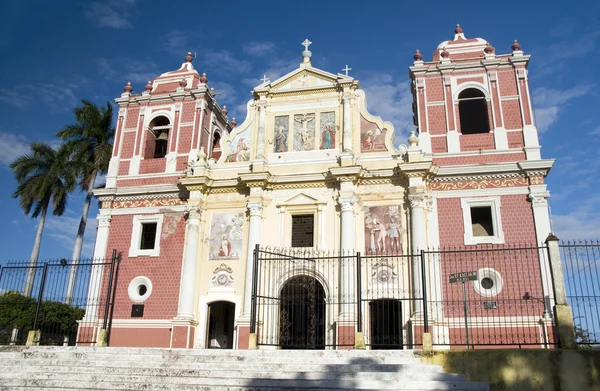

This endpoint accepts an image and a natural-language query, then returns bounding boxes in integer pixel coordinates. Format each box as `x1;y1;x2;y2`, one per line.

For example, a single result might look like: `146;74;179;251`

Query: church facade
88;26;555;350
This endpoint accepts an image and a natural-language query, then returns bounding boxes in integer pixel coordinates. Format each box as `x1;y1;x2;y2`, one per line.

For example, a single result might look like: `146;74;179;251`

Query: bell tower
409;24;541;165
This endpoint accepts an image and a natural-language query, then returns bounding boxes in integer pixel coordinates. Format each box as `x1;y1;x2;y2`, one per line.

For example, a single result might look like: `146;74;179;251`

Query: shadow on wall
422;349;600;391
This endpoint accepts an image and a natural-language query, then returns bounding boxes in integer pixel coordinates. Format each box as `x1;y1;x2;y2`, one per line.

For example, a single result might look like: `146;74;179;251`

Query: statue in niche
294;113;315;151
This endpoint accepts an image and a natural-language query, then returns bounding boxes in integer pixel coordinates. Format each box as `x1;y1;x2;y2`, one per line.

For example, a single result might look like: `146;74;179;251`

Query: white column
256;103;267;159
83;214;111;323
243;201;263;314
528;186;554;317
342;95;352;152
409;191;427;313
339;197;355;319
177;207;201;318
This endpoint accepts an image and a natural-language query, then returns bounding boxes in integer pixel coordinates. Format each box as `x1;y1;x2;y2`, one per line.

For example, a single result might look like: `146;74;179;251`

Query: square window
140;222;157;250
291;215;314;248
470;206;494;237
129;215;163;257
460;197;504;245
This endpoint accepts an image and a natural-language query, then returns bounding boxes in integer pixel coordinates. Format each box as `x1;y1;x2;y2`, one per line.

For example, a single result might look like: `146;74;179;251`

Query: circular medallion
217;274;229;286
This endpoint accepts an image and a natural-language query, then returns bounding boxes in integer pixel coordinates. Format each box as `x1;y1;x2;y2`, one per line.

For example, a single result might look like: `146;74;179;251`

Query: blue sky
0;0;599;264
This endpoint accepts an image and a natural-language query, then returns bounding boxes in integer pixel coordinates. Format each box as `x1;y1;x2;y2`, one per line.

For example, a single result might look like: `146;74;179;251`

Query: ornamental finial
301;38;313;64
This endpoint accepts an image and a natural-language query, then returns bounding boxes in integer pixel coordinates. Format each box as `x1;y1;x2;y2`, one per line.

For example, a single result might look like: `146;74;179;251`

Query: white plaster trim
433;149;524;158
460;196;504;245
432;186;529;198
473;268;504;297
128;214;164;257
128;276;153;302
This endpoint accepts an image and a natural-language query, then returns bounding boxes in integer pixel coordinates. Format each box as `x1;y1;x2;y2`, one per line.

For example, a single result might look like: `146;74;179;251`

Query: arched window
211;131;222;160
458;89;490;134
146;116;170;158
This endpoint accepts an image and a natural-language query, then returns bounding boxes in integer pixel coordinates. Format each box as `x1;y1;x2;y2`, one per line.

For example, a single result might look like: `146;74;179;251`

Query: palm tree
11;143;75;297
57;100;114;303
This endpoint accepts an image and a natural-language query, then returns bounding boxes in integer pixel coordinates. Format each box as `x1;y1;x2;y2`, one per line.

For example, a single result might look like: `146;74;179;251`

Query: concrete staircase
0;346;489;391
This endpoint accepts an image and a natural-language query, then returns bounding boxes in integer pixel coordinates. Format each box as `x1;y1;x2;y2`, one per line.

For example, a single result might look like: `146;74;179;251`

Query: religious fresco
208;212;244;260
225;127;251;162
319;112;335;149
274;116;289;153
361;116;388;152
293;113;316;151
363;205;402;253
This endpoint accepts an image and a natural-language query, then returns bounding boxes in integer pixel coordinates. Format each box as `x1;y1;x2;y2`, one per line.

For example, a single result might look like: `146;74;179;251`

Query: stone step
0;368;464;382
0;363;446;376
0;377;489;390
0;346;421;358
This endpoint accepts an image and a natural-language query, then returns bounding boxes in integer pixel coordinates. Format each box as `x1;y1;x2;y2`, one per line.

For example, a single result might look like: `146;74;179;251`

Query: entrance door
206;301;235;349
369;299;403;349
279;275;325;349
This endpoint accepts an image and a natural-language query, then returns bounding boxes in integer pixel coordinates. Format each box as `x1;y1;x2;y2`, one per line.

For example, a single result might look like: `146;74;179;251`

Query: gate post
249;244;259;350
546;234;576;349
27;263;48;346
421;250;432;352
354;252;365;349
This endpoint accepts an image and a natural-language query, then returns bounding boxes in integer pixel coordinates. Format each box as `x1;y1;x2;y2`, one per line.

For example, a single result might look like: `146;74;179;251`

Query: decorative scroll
429;177;528;191
210;263;235;288
112;198;186;209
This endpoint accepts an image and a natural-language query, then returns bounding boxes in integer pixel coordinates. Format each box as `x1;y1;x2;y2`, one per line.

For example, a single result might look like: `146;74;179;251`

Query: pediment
279;191;325;206
257;67;354;94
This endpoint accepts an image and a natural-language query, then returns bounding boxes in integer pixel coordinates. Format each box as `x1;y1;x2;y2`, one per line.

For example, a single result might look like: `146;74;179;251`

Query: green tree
10;143;75;296
57;100;115;302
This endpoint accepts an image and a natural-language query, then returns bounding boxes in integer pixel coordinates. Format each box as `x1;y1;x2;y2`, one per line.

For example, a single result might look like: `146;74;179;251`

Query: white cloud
532;28;600;75
159;30;190;56
45;210;98;258
202;50;252;75
532;85;593;133
98;57;160;85
243;41;276;56
83;0;137;29
553;208;600;241
0;132;30;166
360;73;414;145
589;126;600;136
0;81;79;110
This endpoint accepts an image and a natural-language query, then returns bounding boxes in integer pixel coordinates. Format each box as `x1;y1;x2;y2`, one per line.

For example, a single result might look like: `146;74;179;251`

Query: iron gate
250;245;357;348
0;250;121;346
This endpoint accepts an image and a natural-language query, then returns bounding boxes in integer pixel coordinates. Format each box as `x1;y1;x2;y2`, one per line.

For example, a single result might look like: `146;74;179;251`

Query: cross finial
261;74;269;84
342;65;352;76
302;39;312;52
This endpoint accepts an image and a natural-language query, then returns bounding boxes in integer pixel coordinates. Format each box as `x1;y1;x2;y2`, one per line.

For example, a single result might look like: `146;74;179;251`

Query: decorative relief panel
429;177;528;191
360;115;387;152
294;113;316;151
208;212;244;260
319;111;335;150
209;263;235;288
224;126;251;162
363;205;402;253
274;115;289;153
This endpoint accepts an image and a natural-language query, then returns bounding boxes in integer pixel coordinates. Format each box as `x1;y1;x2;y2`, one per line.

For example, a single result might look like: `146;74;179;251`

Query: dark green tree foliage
0;292;84;345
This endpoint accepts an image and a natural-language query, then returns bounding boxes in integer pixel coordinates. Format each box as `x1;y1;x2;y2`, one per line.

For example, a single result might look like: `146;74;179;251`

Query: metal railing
0;250;121;346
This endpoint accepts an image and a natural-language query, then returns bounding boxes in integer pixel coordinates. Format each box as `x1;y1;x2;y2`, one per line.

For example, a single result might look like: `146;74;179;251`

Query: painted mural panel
293;113;315;151
319;111;335;149
274;115;289;153
363;205;402;253
224;127;251;162
361;115;388;152
209;212;244;260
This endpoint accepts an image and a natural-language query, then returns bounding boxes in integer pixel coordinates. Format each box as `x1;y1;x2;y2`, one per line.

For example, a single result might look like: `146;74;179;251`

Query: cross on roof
261;74;269;84
342;65;352;76
302;39;312;51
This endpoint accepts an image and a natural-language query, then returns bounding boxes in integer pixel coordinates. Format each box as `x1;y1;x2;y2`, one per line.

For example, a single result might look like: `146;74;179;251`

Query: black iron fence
0;251;121;346
560;240;600;346
251;243;566;349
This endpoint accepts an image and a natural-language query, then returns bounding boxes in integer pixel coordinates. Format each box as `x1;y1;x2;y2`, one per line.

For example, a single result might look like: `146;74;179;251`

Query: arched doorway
206;301;235;349
369;299;403;349
279;275;326;349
